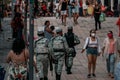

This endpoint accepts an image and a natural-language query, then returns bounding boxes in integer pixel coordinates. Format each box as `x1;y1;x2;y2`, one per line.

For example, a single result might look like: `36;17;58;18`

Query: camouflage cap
56;28;62;33
37;28;44;34
67;26;73;30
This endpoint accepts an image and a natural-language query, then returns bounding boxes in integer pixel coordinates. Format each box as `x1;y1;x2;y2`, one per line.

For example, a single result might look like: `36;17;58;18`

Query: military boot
67;67;72;74
40;78;44;80
56;73;61;80
44;76;48;80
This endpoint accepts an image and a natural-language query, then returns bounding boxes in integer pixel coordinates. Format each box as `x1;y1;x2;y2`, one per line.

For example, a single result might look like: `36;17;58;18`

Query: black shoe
44;77;48;80
67;71;72;74
56;73;61;80
0;29;3;31
40;78;44;80
87;74;91;78
92;73;96;77
66;67;72;74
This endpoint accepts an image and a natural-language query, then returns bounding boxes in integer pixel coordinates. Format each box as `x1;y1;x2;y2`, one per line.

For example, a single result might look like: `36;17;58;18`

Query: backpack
64;33;74;47
52;36;65;51
34;38;49;53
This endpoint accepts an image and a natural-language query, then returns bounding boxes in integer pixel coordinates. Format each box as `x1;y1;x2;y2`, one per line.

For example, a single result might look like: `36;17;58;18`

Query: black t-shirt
94;7;101;16
64;32;74;47
61;1;67;10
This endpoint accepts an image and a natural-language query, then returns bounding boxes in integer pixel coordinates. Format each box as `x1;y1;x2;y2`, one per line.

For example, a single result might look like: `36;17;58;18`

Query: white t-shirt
82;3;88;9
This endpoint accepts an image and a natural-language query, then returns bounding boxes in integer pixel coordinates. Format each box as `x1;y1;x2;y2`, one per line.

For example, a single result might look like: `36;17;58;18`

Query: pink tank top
108;40;115;54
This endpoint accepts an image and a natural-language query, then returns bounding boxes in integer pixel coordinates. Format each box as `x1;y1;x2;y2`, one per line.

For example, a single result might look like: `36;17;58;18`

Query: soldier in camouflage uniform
49;28;71;80
64;26;80;74
34;29;50;80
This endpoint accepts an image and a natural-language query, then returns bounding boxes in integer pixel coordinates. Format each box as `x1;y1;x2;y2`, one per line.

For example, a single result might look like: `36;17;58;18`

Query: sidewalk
0;17;120;80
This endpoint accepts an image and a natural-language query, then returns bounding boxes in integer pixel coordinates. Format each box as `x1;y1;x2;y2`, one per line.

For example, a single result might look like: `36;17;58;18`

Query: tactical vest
52;36;65;52
64;33;74;47
34;38;49;53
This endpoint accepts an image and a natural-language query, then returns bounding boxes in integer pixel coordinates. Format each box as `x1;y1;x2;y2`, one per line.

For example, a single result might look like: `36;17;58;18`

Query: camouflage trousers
36;55;49;78
65;56;74;68
54;57;64;75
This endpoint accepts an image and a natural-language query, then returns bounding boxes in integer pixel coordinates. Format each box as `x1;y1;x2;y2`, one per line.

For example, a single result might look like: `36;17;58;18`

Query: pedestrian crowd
5;19;120;80
1;0;120;80
0;0;120;31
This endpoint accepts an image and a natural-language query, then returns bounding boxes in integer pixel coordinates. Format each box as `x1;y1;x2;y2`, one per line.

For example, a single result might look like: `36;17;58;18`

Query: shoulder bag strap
24;49;27;65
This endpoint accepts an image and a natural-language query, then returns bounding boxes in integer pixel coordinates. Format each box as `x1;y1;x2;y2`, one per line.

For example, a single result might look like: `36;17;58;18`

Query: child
50;25;55;31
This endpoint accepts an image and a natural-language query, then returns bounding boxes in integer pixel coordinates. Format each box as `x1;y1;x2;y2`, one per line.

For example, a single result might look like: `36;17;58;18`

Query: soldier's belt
53;49;65;52
36;53;48;55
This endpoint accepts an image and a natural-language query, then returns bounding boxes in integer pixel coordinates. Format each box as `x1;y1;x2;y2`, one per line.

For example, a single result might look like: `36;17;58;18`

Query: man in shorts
58;0;68;26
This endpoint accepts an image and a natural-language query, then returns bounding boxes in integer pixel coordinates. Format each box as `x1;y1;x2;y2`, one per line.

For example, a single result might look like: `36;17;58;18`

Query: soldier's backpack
52;36;65;52
64;33;74;47
34;38;49;53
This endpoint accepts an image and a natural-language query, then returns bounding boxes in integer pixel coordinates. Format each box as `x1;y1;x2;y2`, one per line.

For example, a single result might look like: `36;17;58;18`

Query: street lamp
0;0;3;31
29;0;34;80
24;0;28;45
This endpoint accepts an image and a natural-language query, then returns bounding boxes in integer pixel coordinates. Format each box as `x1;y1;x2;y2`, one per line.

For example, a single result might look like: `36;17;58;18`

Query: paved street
0;17;120;80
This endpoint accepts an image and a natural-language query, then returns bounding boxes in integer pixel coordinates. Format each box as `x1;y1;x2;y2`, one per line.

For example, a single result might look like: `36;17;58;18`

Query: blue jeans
106;54;115;74
79;7;83;16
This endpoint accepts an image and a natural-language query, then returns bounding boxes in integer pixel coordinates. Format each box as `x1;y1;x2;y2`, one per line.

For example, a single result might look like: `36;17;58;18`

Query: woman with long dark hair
11;12;24;39
6;39;37;80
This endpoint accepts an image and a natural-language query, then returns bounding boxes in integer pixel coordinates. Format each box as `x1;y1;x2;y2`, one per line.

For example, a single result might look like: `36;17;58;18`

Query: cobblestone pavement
0;17;120;80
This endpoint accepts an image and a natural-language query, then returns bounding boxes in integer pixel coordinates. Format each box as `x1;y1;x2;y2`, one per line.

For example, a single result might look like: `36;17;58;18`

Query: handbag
99;12;106;22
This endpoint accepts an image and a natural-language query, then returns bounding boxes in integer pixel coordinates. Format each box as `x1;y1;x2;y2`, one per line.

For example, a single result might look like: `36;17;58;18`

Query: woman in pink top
102;31;120;78
6;39;37;80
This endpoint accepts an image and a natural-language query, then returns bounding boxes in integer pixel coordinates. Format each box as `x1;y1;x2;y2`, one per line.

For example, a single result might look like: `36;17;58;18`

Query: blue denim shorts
72;6;79;13
86;47;98;55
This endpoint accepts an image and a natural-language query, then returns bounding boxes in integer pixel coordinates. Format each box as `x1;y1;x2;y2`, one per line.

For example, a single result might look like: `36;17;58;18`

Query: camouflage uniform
64;26;80;74
34;30;50;80
48;28;71;80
